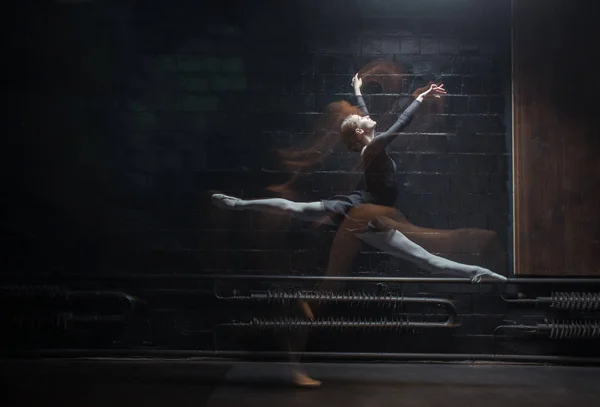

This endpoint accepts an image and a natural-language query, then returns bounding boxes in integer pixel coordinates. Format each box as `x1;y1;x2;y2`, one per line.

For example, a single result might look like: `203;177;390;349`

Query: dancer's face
354;115;377;131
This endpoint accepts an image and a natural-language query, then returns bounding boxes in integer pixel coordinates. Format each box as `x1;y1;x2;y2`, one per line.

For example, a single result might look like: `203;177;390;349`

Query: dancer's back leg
342;205;507;283
356;228;506;283
374;211;500;255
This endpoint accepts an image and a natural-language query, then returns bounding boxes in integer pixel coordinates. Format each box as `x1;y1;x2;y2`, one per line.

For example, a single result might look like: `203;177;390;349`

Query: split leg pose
212;73;506;283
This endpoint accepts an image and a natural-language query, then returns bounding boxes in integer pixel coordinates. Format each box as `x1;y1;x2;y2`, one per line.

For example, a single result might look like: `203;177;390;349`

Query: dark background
4;0;595;357
9;0;512;273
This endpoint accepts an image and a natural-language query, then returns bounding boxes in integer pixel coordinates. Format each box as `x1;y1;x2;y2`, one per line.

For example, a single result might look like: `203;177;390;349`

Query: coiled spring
219;289;459;329
548;292;600;311
232;316;411;332
546;320;600;339
496;319;600;340
223;289;456;309
254;290;410;306
226;313;458;330
502;291;600;311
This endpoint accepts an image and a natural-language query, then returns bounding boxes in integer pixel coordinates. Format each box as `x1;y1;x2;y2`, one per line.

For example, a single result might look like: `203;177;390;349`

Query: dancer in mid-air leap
212;73;506;283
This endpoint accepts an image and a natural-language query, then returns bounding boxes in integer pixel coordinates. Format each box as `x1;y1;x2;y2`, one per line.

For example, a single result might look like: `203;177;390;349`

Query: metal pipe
212;275;600;284
22;273;600;284
4;349;600;366
67;291;140;320
0;287;141;325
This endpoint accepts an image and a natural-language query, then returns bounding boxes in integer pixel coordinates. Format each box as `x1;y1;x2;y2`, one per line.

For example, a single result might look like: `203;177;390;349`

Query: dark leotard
322;94;421;216
360;95;421;205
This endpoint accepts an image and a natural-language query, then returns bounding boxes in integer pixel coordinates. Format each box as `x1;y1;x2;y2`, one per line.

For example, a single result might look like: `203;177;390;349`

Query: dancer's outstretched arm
366;83;446;154
352;73;369;115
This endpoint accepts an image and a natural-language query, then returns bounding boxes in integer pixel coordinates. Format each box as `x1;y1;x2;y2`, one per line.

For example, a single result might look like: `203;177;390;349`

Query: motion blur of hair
268;60;408;199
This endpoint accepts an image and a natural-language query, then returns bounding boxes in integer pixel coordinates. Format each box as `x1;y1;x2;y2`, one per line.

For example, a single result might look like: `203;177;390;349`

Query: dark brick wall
12;0;593;358
114;0;513;277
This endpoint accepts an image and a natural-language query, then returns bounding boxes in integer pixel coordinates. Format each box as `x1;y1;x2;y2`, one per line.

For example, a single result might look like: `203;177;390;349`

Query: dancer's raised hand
418;83;447;100
351;73;363;91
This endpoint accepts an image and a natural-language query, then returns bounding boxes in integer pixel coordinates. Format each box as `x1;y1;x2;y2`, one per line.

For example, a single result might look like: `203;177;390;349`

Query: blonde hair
340;114;363;152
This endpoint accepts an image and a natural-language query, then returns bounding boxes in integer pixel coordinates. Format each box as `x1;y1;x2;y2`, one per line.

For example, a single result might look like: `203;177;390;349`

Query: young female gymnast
212;74;507;283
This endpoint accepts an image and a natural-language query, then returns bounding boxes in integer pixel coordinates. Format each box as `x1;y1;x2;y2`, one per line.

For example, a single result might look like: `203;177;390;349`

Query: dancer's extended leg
356;228;507;283
212;193;334;224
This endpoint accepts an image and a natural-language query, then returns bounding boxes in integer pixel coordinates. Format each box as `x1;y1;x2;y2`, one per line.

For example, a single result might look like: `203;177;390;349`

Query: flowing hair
266;100;363;199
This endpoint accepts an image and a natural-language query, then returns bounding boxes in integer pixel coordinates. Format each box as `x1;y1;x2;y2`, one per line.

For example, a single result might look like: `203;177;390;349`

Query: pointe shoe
471;268;508;283
211;193;242;210
292;372;322;388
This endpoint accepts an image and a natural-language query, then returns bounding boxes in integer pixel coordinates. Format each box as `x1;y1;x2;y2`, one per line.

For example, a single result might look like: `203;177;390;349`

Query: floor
1;358;600;406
